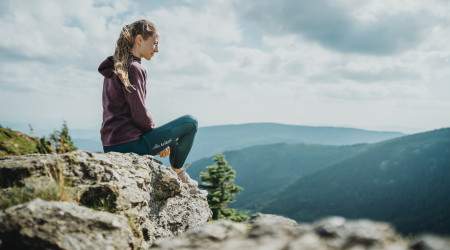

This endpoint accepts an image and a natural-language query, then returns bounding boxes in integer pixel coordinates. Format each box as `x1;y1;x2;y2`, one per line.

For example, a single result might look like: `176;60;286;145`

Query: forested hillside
190;143;369;211
260;128;450;235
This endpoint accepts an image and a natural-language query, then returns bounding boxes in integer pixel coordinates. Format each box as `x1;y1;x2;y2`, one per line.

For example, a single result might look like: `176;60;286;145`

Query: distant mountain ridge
259;128;450;235
187;123;404;163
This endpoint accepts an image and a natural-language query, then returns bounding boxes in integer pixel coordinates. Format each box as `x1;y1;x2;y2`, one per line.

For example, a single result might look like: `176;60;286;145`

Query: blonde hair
113;19;158;92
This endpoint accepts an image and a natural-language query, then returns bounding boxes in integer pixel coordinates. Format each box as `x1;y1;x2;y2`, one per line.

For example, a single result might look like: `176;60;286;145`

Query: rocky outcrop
151;213;450;250
0;198;134;249
0;151;211;249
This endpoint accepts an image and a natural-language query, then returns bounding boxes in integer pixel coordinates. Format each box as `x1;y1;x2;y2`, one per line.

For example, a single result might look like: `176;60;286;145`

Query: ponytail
113;20;157;92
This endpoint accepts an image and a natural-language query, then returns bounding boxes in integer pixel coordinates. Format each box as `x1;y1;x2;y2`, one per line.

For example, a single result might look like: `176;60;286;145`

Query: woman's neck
129;45;141;58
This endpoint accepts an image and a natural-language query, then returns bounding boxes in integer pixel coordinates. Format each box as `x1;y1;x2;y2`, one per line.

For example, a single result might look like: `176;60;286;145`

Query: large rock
0;151;211;248
151;214;450;250
0;199;133;250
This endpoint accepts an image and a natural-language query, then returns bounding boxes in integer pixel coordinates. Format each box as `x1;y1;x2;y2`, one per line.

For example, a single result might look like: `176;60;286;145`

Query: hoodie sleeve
123;62;156;132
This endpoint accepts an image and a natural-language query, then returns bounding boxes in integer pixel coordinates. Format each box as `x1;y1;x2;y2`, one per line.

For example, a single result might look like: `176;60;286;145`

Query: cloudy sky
1;0;449;135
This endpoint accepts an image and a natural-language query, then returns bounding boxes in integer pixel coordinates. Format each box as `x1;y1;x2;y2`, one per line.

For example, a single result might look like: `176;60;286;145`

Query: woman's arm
123;63;156;132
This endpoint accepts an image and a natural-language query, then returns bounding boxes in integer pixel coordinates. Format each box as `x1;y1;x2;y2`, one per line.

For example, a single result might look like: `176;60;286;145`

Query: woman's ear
135;34;143;46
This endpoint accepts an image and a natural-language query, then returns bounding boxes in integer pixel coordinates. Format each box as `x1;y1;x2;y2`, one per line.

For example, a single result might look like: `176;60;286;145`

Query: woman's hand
156;146;170;158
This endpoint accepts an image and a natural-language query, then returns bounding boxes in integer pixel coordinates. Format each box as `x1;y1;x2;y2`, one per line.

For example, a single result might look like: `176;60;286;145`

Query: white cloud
147;2;242;71
0;0;130;67
0;0;449;134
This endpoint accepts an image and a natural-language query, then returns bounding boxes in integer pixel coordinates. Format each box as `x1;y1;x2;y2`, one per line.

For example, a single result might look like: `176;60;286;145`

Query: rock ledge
0;151;211;249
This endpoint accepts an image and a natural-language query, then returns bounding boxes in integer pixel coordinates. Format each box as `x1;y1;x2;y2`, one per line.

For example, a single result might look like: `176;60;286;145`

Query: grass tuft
0;161;75;210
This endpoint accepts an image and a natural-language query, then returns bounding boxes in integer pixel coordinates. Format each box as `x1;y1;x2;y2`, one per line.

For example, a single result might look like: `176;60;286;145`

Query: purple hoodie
98;55;155;146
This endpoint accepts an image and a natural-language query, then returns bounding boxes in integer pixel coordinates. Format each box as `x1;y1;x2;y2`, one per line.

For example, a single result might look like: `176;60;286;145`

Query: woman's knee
180;114;198;131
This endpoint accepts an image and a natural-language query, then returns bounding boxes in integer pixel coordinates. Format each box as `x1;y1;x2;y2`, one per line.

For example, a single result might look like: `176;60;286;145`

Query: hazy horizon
2;119;434;139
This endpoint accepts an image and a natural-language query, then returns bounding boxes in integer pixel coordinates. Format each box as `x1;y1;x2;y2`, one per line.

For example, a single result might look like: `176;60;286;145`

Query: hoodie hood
98;55;142;79
98;56;115;78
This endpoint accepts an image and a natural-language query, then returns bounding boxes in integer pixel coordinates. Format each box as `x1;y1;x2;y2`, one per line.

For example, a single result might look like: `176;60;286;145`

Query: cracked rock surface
0;150;211;249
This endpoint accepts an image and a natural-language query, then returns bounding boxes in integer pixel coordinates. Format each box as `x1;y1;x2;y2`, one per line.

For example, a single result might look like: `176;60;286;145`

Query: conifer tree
58;120;78;153
37;121;77;154
200;153;247;222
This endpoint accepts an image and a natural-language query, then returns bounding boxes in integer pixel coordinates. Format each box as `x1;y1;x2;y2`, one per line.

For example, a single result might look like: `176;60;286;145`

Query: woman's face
139;32;159;60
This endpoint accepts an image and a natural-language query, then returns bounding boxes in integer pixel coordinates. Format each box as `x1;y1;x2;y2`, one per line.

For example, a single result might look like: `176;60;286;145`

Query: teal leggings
103;115;198;169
